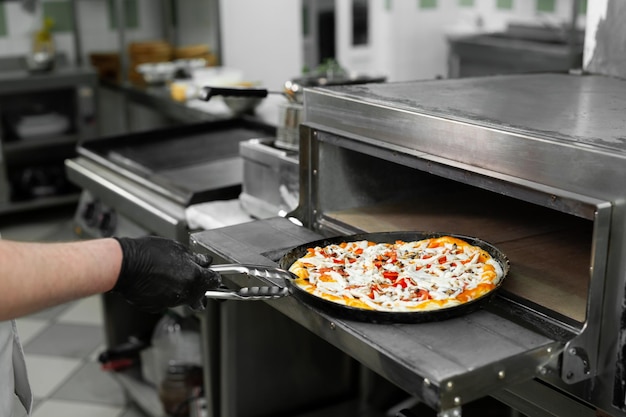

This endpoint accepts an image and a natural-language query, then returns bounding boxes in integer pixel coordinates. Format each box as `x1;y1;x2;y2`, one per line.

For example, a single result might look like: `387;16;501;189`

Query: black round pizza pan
277;231;510;324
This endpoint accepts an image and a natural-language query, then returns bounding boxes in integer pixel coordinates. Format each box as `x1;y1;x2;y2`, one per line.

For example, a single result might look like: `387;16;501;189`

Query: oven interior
309;135;601;337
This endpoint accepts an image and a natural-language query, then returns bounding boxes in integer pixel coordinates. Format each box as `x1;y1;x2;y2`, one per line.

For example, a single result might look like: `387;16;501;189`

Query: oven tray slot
190;216;566;413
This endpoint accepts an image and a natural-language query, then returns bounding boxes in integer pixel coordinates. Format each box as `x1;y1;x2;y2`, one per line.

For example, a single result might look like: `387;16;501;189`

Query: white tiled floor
32;399;123;417
2;206;148;417
23;354;84;399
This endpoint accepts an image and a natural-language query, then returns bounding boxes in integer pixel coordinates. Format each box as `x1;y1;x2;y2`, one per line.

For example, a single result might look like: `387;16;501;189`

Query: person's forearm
0;238;122;321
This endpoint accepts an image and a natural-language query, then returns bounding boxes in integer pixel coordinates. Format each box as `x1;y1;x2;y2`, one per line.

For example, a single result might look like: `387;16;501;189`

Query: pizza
288;236;505;312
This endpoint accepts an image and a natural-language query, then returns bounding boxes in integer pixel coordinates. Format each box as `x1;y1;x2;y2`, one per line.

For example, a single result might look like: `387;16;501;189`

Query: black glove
112;236;221;312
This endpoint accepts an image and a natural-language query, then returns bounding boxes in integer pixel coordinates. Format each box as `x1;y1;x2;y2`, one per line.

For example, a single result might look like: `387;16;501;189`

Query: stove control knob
99;210;117;237
82;200;100;227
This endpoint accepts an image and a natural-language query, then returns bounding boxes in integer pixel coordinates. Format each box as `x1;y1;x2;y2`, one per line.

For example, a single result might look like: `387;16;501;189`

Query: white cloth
185;199;253;231
0;320;32;416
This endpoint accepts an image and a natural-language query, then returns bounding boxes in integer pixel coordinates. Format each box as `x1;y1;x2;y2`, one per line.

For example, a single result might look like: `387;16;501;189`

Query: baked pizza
288;236;505;312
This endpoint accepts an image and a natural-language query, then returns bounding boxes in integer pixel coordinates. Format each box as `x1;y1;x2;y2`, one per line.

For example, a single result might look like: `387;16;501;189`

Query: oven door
190;216;566;415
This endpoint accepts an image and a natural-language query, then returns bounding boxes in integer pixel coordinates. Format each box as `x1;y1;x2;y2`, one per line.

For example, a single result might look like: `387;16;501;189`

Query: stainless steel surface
303;74;626;197
492;378;596;417
285;73;387;104
66;157;188;241
275;102;303;150
447;25;583;78
72;190;150;239
75;120;272;206
239;138;299;218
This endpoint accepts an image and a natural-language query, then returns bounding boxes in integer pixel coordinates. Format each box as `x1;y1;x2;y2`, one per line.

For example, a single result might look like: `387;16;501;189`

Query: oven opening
315;143;593;330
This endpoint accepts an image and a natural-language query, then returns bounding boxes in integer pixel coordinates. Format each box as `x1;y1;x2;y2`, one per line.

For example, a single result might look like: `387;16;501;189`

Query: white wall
76;0;164;64
583;0;607;69
219;0;303;90
174;0;219;51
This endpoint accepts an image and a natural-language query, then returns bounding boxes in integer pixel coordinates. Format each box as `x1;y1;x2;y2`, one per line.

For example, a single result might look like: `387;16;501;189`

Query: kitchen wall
219;0;302;90
336;0;587;82
0;0;586;85
0;0;215;67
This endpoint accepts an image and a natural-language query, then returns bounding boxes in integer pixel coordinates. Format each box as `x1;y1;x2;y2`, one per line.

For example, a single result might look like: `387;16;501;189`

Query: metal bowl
222;96;263;115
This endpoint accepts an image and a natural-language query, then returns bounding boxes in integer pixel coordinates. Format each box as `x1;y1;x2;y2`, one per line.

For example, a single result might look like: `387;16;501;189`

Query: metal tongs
205;264;293;301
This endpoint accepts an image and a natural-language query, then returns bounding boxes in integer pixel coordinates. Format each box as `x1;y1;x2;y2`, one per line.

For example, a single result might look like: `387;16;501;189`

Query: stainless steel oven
191;73;626;417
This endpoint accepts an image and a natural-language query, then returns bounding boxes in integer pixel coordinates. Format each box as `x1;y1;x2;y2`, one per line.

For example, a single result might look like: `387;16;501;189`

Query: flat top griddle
78;118;275;205
107;127;265;170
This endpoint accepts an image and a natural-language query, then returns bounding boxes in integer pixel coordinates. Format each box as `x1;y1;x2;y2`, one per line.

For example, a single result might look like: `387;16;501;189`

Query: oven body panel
299;73;626;415
303;74;626;198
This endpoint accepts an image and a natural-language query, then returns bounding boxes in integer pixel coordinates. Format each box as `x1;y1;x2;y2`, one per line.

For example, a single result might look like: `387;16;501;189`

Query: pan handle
210;263;294;282
205;286;289;301
199;86;269;101
204;264;294;302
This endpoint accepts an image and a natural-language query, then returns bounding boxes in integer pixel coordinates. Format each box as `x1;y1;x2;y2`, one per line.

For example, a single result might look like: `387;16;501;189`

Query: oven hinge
562;342;592;383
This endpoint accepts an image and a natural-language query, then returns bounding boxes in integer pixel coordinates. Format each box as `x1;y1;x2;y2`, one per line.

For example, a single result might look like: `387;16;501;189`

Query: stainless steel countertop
307;73;626;154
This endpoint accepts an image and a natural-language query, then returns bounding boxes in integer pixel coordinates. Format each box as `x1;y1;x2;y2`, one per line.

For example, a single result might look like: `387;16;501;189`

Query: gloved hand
112;236;221;312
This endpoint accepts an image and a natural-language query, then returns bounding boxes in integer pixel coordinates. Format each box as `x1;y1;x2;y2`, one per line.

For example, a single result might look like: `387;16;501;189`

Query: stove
66;118;275;241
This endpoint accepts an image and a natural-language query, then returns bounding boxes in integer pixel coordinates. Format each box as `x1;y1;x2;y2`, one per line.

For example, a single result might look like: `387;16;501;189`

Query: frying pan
198;86;298;103
206;231;510;324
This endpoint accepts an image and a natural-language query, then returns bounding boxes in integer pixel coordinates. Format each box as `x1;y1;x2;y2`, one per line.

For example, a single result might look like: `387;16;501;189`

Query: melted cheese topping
289;236;504;312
